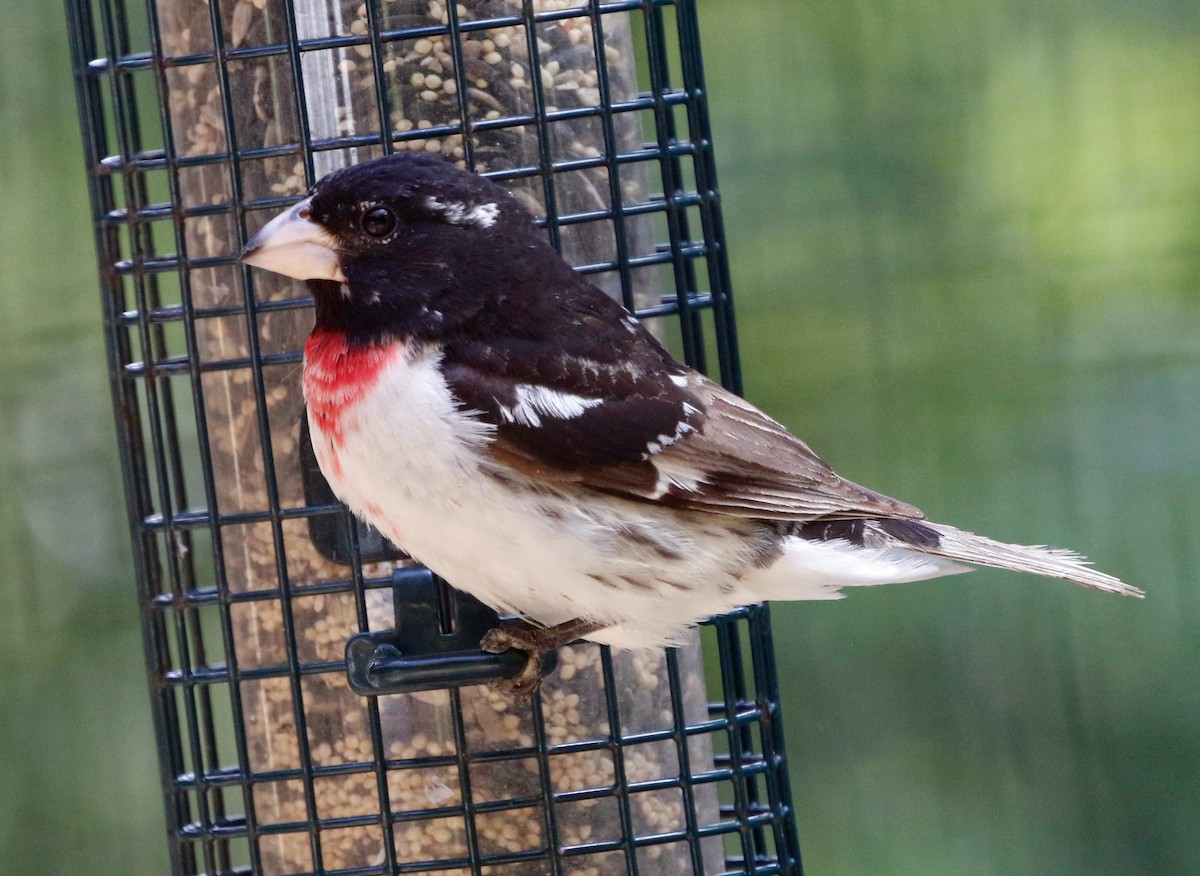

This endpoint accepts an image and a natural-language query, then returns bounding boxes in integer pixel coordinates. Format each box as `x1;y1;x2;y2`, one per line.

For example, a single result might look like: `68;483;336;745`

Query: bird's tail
920;523;1144;597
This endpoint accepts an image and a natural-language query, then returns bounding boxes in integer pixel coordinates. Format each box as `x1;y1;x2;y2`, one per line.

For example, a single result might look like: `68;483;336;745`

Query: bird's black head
305;152;531;258
240;153;556;341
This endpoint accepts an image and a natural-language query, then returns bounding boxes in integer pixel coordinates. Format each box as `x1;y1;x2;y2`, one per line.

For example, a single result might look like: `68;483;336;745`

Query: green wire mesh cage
65;0;802;873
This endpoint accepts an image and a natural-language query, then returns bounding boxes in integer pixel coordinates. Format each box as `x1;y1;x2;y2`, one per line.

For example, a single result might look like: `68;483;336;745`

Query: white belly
306;344;765;648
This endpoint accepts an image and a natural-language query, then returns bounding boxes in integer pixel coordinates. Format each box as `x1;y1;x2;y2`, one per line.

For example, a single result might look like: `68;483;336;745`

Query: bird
241;152;1142;696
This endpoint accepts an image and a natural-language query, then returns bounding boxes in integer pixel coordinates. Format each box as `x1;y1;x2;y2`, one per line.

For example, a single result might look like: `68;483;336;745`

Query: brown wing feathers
462;360;925;524
636;378;926;521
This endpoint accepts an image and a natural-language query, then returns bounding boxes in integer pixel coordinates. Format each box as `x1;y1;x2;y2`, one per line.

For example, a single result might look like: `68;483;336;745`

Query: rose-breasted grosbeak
242;153;1141;695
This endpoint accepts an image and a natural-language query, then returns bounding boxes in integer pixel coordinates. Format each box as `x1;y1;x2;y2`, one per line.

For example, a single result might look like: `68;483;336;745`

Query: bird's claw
481;618;605;702
482;623;552;701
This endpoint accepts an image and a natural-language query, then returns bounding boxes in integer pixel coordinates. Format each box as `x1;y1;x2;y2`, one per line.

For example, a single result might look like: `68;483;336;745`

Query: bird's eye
361;206;397;238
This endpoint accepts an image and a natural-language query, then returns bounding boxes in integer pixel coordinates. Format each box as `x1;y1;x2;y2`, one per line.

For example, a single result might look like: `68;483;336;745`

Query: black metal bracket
345;566;557;696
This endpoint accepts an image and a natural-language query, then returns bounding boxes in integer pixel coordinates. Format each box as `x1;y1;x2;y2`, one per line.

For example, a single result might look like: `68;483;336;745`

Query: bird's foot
481;618;604;702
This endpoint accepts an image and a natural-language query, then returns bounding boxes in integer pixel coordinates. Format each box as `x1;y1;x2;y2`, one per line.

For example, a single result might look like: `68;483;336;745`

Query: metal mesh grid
66;1;801;873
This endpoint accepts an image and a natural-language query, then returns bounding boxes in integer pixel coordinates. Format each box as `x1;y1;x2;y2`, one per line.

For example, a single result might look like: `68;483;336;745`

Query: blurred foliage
0;1;1196;875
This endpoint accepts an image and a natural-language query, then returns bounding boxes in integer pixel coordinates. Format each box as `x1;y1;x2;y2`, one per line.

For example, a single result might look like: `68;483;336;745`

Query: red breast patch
303;328;402;449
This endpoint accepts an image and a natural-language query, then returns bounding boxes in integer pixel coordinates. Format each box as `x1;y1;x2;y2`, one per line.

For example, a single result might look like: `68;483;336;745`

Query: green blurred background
1;1;1197;874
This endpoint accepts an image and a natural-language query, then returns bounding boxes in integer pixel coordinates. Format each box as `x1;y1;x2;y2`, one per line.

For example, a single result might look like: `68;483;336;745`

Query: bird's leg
481;617;605;700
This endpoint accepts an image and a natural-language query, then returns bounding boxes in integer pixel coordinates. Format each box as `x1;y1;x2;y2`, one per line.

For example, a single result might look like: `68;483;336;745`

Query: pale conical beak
240;196;347;283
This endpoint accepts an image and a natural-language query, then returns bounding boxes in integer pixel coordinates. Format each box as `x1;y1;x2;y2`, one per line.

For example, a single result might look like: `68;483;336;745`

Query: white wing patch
645;417;697;456
497;384;604;427
425;196;500;229
649;457;708;498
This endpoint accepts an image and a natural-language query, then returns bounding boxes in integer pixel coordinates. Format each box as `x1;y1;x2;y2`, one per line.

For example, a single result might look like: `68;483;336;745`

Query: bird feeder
66;0;802;873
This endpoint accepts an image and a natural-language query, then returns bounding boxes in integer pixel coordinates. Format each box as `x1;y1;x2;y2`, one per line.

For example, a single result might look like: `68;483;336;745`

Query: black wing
441;316;923;522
